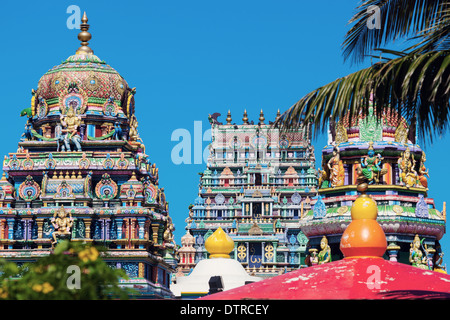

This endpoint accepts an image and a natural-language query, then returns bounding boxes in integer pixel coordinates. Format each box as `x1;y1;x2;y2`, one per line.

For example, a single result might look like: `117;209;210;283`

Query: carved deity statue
418;151;429;188
128;114;141;143
409;234;428;269
398;147;418;187
318;236;331;264
357;142;387;185
51;205;73;246
433;242;447;274
327;146;345;187
317;166;329;189
163;216;175;245
309;248;319;266
60;108;82;151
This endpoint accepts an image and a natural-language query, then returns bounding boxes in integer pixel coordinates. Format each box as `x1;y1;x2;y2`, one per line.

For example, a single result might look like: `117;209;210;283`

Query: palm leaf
342;0;447;64
276;50;450;143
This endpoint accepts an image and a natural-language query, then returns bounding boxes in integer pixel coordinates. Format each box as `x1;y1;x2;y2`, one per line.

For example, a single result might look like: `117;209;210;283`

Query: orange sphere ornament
340;186;387;258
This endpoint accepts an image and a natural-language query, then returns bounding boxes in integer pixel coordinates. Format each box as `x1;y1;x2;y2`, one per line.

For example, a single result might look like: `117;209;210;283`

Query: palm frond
276;50;450;143
408;6;450;53
342;0;447;64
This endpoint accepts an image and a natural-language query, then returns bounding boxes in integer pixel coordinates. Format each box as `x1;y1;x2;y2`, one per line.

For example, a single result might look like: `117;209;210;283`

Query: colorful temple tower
0;14;177;298
302;103;446;272
180;110;318;278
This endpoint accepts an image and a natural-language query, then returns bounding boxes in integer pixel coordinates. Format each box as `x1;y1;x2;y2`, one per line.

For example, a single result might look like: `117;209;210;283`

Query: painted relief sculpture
51;206;73;246
327;146;345;187
398;147;418;188
357;142;387;185
418;151;429;188
409;234;431;270
318;236;331;264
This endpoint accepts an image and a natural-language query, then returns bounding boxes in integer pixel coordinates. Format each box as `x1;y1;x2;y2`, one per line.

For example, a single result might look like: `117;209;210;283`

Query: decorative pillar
152;224;159;244
273;242;278;264
24;219;32;242
80;123;86;140
386;243;400;262
7;219;14;240
116;219;123;240
138;262;145;278
105;219;110;240
84;218;91;240
137;218;145;249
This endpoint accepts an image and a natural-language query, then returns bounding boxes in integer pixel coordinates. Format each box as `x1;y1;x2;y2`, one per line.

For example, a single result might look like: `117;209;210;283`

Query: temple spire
226;110;232;124
242;110;249;125
76;12;94;55
259;109;265;125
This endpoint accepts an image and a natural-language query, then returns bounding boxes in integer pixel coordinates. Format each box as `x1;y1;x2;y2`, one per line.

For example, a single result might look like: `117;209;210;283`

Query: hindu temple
302;101;447;272
0;13;177;298
178;110;318;278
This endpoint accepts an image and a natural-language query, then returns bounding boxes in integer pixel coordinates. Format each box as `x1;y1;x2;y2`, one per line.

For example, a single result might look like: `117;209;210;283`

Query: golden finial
259;109;265;124
204;227;235;259
276;109;281;119
242;110;249;125
76;12;94;55
226;110;232;124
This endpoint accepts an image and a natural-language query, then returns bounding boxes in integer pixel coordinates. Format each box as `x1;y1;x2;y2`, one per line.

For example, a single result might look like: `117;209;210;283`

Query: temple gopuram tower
0;13;177;298
302;102;446;272
180;110;318;278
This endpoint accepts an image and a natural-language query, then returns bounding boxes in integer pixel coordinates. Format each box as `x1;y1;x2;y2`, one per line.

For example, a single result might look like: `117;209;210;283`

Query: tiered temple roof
0;13;177;298
179;110;318;278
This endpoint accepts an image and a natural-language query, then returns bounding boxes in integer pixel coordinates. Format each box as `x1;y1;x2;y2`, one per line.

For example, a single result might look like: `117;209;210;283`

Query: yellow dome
205;227;235;259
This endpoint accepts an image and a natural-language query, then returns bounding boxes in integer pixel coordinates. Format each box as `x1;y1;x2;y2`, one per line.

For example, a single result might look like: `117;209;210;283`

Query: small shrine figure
309;248;319;266
317;166;329;189
164;216;175;245
113;120;123;140
398;147;418;187
433;242;447;274
60;108;82;151
318;236;331;264
357;142;387;185
327;146;345;187
418;151;429;188
51;205;73;246
128;114;141;143
409;234;428;269
20;119;33;142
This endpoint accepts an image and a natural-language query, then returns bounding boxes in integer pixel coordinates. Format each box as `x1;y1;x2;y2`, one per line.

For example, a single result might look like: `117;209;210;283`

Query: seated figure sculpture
60;108;82;152
51;205;73;246
398;147;418;187
357;142;387;185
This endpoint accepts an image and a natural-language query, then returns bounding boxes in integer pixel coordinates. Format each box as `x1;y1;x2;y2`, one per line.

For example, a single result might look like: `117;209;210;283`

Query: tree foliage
0;241;133;300
277;0;450;143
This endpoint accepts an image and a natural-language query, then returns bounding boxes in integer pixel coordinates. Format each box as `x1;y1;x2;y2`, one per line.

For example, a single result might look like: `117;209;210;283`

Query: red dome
201;257;450;300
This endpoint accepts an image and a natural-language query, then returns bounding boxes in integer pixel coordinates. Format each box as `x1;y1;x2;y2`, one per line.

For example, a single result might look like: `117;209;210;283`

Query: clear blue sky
1;0;448;264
